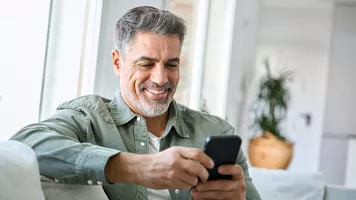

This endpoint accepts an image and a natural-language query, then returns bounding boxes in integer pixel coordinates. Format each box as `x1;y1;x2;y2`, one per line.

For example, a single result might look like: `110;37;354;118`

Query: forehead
127;32;182;58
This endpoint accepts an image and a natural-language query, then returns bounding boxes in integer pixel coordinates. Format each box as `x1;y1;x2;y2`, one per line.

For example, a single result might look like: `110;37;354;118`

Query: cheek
129;70;150;91
169;70;180;85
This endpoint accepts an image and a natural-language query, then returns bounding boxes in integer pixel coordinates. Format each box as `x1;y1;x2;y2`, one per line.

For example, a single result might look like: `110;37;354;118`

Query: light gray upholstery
249;167;325;200
41;176;109;200
324;185;356;200
0;141;45;200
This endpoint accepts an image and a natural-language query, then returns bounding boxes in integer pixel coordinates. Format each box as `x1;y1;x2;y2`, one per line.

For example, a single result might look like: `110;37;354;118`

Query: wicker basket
248;131;294;169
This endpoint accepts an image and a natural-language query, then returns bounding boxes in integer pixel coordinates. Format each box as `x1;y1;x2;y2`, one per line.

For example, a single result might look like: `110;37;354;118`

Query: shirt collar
108;88;189;138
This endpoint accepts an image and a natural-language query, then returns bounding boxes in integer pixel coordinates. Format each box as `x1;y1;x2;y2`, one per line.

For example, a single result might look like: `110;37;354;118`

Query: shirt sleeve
10;109;120;186
221;128;262;200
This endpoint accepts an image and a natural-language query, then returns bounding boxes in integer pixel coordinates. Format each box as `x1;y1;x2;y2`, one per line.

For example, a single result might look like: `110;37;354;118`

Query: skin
105;32;246;200
112;32;180;137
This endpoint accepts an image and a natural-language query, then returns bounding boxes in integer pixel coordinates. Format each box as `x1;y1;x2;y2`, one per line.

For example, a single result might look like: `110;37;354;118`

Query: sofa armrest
41;176;109;200
324;184;356;200
249;167;325;200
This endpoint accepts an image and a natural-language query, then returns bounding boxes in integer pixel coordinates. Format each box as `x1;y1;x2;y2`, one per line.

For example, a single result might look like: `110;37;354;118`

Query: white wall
250;0;333;172
323;5;356;134
320;3;356;185
320;135;349;185
345;138;356;186
225;0;261;152
93;0;165;98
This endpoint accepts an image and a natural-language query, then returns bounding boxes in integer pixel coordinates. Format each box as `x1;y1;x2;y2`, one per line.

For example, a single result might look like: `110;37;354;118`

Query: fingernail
218;166;224;173
210;160;215;168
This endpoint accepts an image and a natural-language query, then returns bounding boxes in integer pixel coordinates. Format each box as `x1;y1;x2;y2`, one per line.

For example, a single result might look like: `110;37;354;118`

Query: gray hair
113;6;187;53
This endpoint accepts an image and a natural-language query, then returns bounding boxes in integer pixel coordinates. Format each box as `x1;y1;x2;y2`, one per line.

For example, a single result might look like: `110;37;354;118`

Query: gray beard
122;86;172;117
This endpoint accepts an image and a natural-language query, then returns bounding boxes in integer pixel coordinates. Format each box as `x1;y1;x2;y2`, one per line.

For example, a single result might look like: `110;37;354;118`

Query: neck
145;112;169;138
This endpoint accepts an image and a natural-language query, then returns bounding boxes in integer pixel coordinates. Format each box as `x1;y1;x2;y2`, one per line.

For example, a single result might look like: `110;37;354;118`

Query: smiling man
11;6;261;200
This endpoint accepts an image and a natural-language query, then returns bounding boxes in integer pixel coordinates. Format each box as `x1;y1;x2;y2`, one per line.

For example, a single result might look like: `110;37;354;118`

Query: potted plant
248;58;294;170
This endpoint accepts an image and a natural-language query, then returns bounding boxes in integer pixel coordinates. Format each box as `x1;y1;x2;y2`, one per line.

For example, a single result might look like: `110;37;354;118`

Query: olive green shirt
11;89;261;200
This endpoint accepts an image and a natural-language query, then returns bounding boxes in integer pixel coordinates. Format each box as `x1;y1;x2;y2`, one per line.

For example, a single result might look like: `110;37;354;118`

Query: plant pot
248;131;294;170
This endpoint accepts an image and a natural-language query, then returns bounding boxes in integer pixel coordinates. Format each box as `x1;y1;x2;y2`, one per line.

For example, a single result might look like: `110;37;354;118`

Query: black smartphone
203;135;242;181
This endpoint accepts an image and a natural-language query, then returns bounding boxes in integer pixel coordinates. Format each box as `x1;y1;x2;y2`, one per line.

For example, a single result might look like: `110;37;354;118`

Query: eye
138;63;154;67
166;63;179;68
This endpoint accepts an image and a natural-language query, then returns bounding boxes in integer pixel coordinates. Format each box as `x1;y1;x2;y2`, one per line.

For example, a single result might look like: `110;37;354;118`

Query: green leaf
250;58;293;141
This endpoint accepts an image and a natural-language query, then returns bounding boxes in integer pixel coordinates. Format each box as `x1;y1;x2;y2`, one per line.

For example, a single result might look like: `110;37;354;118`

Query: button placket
133;116;148;154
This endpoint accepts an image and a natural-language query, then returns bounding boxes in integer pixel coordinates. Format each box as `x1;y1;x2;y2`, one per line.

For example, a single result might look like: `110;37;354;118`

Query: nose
150;64;168;85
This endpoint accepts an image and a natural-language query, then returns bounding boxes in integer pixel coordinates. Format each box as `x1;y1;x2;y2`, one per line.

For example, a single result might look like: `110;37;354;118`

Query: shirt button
137;117;141;121
97;181;102;185
175;189;180;194
54;179;59;183
140;142;145;146
87;180;93;185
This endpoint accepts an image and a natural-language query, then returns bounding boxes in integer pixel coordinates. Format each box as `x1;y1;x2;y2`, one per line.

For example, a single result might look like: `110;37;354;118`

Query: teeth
147;89;165;94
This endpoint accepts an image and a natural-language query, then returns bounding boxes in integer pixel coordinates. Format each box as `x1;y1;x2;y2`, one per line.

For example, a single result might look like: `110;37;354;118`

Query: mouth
144;88;168;100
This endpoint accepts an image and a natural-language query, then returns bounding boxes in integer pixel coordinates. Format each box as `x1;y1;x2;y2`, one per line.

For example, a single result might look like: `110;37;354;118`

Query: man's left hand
190;164;246;200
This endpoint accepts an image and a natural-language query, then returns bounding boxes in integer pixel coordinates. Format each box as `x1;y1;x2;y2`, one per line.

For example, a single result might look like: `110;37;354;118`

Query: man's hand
190;164;246;200
137;146;214;190
105;146;214;190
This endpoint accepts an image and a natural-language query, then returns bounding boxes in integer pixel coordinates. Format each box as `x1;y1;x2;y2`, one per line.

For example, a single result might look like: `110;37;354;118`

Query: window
39;0;101;120
166;0;199;106
0;0;51;141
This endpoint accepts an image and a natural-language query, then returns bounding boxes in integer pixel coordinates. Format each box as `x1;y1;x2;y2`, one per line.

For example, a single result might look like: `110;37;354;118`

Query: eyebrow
134;56;180;63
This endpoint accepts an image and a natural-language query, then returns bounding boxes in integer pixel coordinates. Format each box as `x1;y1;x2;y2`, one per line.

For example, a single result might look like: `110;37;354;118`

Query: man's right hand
105;147;214;190
138;146;214;190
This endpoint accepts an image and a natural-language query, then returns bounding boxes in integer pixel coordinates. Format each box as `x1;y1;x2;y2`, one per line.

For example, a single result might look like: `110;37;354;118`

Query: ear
112;50;121;76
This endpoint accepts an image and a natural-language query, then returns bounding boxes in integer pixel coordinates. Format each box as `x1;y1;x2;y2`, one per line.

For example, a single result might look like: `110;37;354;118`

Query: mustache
139;81;172;91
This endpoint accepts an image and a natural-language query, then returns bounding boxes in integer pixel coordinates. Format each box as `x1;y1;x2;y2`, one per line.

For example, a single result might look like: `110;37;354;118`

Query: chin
139;102;171;116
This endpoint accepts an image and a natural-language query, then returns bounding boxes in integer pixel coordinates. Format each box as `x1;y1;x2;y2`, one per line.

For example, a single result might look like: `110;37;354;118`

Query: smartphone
203;135;242;181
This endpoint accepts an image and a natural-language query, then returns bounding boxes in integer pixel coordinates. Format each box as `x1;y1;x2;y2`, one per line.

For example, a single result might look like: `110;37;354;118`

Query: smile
144;88;168;99
146;88;166;94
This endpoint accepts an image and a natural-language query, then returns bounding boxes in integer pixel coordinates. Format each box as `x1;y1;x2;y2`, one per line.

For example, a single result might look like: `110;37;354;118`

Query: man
11;6;261;200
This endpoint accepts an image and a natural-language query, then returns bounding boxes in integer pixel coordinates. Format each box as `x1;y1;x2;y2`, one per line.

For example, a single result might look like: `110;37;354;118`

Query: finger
182;159;210;182
191;189;235;200
191;197;216;200
178;147;214;169
195;180;238;192
177;170;199;187
218;165;244;180
192;198;215;200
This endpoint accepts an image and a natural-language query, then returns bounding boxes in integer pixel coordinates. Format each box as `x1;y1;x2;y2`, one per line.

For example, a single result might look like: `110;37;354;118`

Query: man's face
112;32;181;117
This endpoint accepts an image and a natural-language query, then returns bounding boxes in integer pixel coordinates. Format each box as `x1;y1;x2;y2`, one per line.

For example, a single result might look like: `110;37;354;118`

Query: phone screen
203;135;242;181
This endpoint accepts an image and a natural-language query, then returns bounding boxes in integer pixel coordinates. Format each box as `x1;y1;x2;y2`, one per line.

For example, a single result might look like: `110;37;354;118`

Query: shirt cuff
78;145;120;186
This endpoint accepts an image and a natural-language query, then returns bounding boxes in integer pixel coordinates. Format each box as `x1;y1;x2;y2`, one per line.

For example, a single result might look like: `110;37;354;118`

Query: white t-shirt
147;132;171;200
